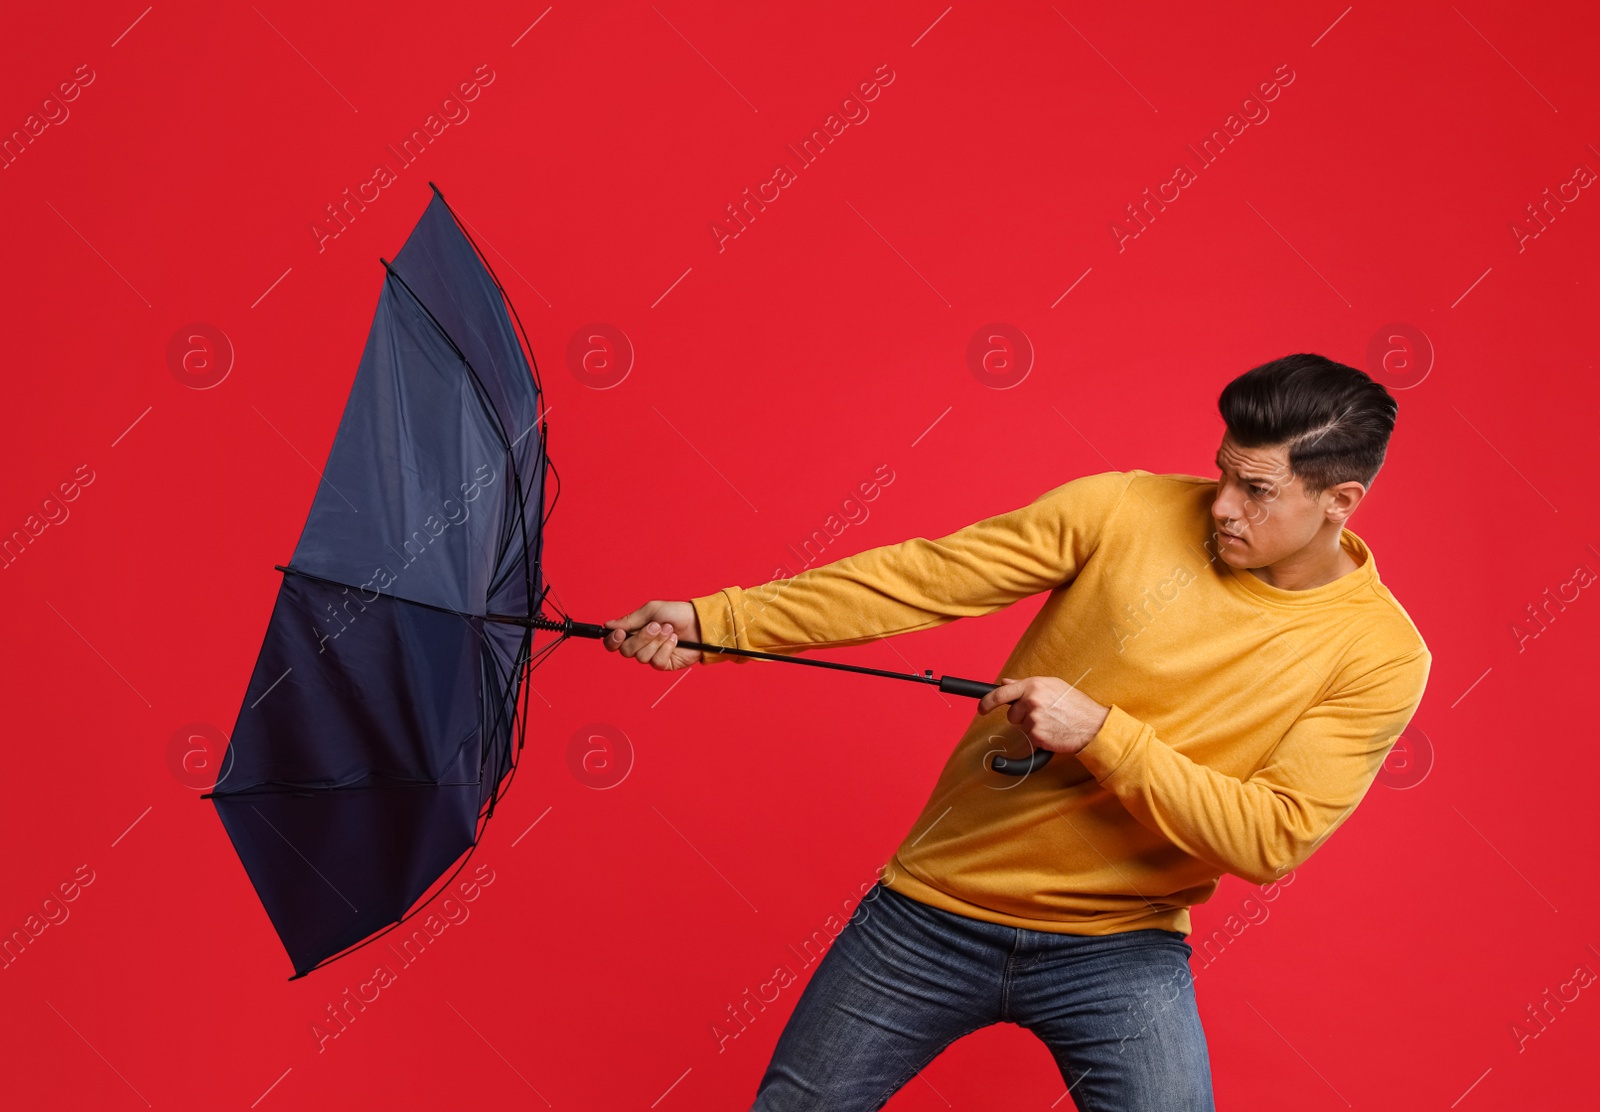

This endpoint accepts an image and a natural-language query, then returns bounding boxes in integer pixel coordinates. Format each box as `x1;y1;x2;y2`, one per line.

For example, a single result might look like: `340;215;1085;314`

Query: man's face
1210;433;1340;569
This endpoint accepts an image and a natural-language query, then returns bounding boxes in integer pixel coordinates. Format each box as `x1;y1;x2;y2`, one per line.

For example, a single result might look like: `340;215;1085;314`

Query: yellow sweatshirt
689;470;1430;937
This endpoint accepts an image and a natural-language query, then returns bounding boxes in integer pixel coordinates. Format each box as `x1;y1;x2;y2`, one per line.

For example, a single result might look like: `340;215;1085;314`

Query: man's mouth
1218;529;1245;545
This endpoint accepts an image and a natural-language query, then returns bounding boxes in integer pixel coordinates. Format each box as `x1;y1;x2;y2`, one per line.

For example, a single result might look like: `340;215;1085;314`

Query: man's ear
1325;480;1366;524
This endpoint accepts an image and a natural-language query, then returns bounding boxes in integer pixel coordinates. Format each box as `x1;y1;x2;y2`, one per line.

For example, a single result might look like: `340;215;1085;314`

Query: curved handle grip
988;748;1055;776
938;676;1056;777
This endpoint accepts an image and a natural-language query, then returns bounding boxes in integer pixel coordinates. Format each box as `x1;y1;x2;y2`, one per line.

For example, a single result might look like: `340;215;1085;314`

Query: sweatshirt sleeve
689;470;1136;665
1073;646;1432;885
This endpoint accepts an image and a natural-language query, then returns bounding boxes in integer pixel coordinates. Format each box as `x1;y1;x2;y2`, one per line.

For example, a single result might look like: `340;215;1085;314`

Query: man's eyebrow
1213;451;1274;484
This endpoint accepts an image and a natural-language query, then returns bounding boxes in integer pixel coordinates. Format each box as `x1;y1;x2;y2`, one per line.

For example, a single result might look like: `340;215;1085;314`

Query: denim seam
999;927;1026;1022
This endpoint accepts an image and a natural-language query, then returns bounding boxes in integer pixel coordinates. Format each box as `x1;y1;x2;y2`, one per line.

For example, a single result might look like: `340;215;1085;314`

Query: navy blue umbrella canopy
211;185;560;978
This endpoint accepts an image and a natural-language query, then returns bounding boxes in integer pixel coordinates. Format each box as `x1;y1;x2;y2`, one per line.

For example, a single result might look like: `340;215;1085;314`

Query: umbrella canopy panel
213;574;488;973
292;192;545;621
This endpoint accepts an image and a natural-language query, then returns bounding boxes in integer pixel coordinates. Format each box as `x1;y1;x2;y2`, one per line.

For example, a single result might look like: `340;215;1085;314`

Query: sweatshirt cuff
1073;703;1147;785
689;587;745;666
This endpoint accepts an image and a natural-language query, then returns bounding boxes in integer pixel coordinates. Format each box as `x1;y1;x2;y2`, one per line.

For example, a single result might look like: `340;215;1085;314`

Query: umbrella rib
210;780;486;797
273;564;497;623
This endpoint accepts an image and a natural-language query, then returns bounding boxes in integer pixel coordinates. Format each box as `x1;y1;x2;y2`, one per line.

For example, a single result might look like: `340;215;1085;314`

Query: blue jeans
751;882;1214;1111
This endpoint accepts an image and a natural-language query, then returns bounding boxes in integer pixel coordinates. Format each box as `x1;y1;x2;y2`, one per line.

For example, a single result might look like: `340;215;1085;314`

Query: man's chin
1219;546;1265;573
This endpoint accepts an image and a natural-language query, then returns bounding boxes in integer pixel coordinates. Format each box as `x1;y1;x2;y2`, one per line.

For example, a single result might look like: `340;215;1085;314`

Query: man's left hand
976;676;1111;757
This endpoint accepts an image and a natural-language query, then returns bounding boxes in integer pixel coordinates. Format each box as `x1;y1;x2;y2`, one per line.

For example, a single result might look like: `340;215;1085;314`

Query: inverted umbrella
211;184;1036;981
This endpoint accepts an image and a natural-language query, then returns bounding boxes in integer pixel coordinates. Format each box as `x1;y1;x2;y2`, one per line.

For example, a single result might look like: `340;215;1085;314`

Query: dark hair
1217;353;1397;497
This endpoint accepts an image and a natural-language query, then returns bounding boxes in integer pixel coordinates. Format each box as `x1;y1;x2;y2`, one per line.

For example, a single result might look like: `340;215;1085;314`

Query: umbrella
211;184;1035;981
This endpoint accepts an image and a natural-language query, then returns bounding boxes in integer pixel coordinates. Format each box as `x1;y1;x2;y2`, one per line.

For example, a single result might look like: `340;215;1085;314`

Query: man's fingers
601;614;636;653
619;624;660;661
602;608;657;654
602;602;702;674
603;608;642;631
638;627;676;668
634;626;661;664
603;603;663;650
979;679;1021;716
655;632;680;669
621;621;666;663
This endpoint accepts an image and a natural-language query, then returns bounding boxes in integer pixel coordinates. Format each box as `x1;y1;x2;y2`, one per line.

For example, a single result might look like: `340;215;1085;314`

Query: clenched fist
977;675;1111;756
602;600;703;672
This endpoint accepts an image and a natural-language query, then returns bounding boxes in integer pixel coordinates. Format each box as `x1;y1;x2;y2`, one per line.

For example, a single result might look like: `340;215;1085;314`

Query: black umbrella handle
985;748;1055;776
938;678;1056;773
512;615;1053;776
935;675;997;699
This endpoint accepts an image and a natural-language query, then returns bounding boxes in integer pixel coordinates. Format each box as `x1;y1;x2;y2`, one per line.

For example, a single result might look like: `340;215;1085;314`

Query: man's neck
1247;531;1361;591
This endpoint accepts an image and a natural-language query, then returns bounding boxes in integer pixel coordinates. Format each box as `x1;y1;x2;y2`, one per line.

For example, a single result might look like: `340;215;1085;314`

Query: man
603;353;1430;1110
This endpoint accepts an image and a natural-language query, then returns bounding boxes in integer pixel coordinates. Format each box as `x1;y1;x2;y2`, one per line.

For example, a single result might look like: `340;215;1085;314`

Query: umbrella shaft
491;611;1043;773
487;612;999;698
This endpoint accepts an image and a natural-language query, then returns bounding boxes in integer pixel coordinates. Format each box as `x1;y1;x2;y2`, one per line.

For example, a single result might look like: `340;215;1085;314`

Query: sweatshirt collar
1223;527;1375;607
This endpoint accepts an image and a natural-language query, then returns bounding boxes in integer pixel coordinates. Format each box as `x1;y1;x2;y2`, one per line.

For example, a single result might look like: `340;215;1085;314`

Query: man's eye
1250;485;1269;497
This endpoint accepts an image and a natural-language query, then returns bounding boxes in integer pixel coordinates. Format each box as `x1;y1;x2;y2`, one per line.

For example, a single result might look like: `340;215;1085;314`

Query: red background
2;2;1596;1108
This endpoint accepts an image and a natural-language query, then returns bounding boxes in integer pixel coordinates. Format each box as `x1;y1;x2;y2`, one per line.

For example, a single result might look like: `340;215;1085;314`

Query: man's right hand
602;600;703;672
